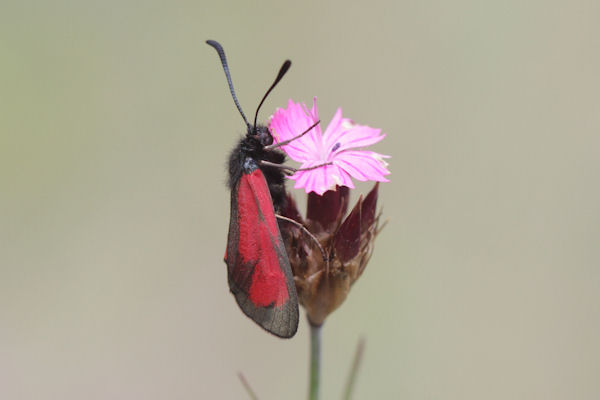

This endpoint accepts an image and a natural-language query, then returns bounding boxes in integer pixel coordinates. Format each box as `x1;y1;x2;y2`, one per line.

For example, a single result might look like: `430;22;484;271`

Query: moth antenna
253;60;291;133
206;40;251;130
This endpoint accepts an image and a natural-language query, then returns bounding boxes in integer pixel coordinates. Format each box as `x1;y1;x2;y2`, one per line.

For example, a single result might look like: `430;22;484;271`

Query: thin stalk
238;372;259;400
341;337;365;400
308;322;322;400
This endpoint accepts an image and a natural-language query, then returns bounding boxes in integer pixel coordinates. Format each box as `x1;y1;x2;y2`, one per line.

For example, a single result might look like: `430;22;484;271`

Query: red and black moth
207;40;321;338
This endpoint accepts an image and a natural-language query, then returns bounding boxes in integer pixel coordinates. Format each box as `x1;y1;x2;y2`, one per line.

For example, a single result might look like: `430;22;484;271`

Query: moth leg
275;214;330;270
259;160;333;175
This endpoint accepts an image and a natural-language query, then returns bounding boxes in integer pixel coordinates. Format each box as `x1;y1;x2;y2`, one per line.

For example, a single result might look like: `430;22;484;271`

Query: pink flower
268;98;390;195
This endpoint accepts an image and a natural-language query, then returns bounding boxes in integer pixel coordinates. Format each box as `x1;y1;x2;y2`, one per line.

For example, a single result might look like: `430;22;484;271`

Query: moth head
251;125;274;146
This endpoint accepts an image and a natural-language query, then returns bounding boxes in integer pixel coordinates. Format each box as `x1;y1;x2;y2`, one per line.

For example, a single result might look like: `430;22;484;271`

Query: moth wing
225;168;299;338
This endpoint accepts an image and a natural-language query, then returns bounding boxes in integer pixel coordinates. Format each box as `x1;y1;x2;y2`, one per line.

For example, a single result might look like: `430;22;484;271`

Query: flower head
279;183;382;326
269;98;390;195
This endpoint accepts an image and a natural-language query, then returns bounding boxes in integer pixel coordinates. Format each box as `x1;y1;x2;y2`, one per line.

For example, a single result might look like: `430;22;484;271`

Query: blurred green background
1;0;599;399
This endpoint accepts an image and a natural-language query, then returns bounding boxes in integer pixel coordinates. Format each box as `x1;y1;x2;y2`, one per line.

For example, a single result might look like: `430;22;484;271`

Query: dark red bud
361;182;379;233
338;185;350;219
307;186;349;231
333;197;362;263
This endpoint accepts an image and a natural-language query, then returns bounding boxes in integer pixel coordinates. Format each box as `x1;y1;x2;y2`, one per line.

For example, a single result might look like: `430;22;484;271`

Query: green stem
308;322;322;400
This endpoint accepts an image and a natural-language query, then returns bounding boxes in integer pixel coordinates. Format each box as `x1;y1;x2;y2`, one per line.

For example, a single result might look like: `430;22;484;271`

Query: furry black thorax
227;124;287;211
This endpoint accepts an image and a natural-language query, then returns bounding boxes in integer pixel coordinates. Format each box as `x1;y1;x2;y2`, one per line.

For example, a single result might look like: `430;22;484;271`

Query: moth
208;40;319;338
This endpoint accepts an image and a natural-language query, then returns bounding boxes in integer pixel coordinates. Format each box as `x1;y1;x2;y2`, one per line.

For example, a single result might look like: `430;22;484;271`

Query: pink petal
304;98;323;149
329;164;355;189
334;150;390;182
289;160;320;187
329;125;386;153
321;108;345;146
290;162;357;195
308;97;320;124
291;165;328;195
268;99;322;163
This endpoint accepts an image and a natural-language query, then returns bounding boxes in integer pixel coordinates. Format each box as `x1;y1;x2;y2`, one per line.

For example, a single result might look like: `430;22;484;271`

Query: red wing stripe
234;169;289;307
248;223;288;307
244;171;279;238
236;173;260;263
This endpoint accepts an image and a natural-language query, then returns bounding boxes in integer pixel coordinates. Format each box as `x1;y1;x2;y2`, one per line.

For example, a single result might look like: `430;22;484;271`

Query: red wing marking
234;169;288;307
247;226;287;307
